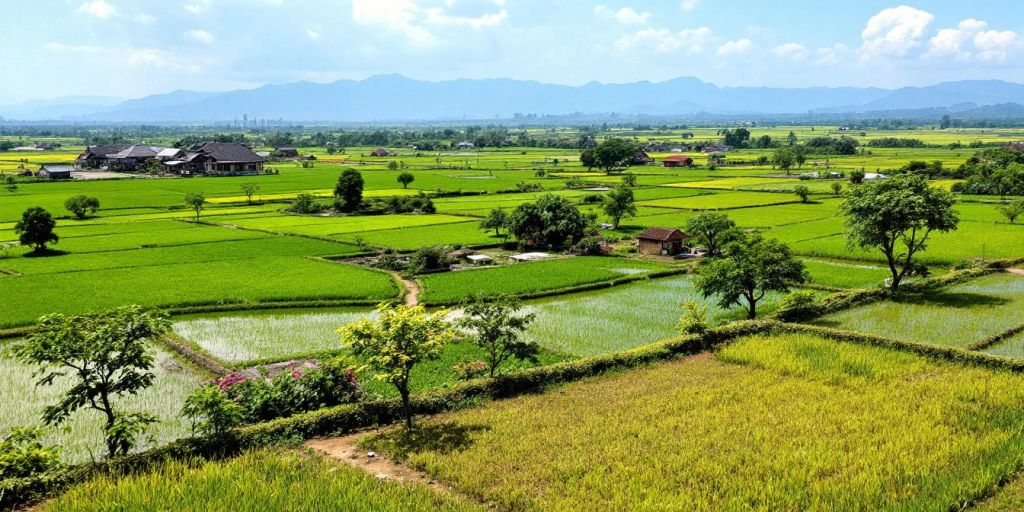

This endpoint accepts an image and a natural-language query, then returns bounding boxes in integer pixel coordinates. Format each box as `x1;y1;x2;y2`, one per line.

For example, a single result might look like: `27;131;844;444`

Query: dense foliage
507;194;588;249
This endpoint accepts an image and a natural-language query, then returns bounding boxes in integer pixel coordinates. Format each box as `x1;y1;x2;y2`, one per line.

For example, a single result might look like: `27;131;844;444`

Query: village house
662;155;693;167
371;147;392;157
455;141;475;150
181;142;265;175
75;144;130;168
636;228;689;256
631;149;653;165
701;144;733;153
76;141;264;176
36;165;72;180
272;147;300;158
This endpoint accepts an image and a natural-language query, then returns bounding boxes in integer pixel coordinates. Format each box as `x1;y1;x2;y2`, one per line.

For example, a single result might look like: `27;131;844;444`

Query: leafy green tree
0;427;61;480
706;152;725;169
334;169;364;212
14;207;58;253
593;138;640;173
841;174;959;291
999;198;1024;224
407;245;453;273
684;212;737;257
64;195;100;219
457;295;537;378
676;301;710;336
849;170;865;184
184;192;206;221
621;173;638;187
831;181;844;197
696;235;806;319
480;207;509;239
507;194;588;249
4;176;16;193
241;183;260;205
338;304;456;429
793;185;811;203
579;148;598;170
289;193;321;214
396;172;415;189
387;160;399;171
14;306;170;458
181;385;245;437
602;184;637;229
772;148;795;173
786;131;798;146
795;147;807;169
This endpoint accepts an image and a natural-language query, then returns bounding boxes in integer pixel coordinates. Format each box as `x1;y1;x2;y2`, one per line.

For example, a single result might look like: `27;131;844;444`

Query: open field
811;273;1024;347
419;256;670;304
365;332;1024;511
0;343;203;463
44;448;481;512
800;258;892;289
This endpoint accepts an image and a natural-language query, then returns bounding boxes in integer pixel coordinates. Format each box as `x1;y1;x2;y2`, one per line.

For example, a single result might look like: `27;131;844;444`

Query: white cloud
773;42;809;61
44;42;102;53
594;6;650;25
183;29;215;44
133;13;156;24
351;0;507;47
717;38;751;56
815;43;847;65
77;0;116;19
46;42;212;73
927;19;1022;62
184;1;209;14
680;0;699;12
307;27;322;41
614;27;712;54
860;5;933;58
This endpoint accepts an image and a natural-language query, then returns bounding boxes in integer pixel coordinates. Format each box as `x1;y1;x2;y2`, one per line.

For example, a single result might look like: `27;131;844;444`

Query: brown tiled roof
637;228;687;241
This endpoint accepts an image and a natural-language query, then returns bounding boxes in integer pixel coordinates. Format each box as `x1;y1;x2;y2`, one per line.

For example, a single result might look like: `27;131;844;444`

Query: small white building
456;141;476;150
510;252;549;262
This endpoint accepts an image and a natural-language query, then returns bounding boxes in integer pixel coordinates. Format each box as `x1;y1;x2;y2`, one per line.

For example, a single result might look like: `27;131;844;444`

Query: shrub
676;301;710;336
453;360;489;381
289;193;322;214
780;290;818;311
407;245;453;274
571;236;604;255
0;428;61;482
63;195;100;219
181;386;245;437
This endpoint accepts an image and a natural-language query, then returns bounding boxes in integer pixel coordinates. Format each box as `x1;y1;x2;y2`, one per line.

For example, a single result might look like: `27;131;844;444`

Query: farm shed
636;228;689;256
466;254;492;265
702;144;733;153
631;150;654;165
371;148;392;157
36;166;72;180
456;141;475;149
510;252;550;262
272;147;300;158
662;155;693;167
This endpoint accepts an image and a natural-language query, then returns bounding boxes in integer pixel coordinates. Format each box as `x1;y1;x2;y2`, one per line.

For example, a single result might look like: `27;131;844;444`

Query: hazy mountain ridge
3;75;1024;122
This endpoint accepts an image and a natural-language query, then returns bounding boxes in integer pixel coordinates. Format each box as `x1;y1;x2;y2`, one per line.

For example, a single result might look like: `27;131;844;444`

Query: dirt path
1007;268;1024;276
305;431;450;494
401;276;421;306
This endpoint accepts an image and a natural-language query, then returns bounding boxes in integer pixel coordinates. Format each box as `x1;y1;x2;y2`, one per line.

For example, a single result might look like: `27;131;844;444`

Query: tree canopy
15;207;58;253
841;174;959;291
334;169;364;212
64;195;100;220
457;295;538;378
696;234;806;319
592;138;640;173
684;212;737;257
602;184;637;229
507;194;588;249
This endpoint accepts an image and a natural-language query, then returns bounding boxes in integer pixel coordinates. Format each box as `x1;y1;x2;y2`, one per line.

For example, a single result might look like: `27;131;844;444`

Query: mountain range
3;75;1024;123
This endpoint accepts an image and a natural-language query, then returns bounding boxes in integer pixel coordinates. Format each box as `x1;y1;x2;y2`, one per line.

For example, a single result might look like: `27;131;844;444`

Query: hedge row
0;320;771;510
769;322;1024;372
159;334;228;377
421;267;692;307
966;323;1024;352
773;264;1002;323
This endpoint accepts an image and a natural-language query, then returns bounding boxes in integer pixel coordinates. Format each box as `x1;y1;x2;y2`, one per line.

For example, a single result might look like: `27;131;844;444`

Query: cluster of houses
76;142;266;176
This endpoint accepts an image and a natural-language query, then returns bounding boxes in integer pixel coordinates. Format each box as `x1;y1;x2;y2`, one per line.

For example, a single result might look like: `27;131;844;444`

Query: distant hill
4;76;1024;122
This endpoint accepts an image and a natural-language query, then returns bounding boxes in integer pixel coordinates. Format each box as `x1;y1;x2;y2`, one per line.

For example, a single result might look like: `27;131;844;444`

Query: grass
638;191;801;210
0;343;203;463
521;274;786;356
0;257;398;328
365;333;1024;511
811;273;1024;347
44;448;481;512
334;221;503;250
982;331;1024;359
801;258;893;289
419;256;670;304
216;213;474;238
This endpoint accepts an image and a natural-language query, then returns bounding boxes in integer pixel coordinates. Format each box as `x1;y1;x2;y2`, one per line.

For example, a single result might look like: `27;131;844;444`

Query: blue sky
2;0;1023;103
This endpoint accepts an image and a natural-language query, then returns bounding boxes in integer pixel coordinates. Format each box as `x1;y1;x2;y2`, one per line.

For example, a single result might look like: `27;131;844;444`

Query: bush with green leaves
458;295;538;378
184;357;362;429
407;245;453;274
14;207;58;253
289;193;322;214
676;301;710;336
64;195;100;219
0;428;61;482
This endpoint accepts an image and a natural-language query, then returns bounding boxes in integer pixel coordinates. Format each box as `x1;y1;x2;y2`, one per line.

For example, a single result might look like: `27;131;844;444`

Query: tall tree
696;235;806;319
338;304;455;429
184;192;206;221
396;172;415;189
15;207;58;253
240;183;260;205
507;194;587;249
4;176;16;193
841;174;958;291
457;295;538;378
602;184;637;229
772;148;796;173
593;138;640;173
1000;198;1024;224
15;306;170;458
684;212;737;257
480;207;509;239
334;169;364;212
64;195;100;219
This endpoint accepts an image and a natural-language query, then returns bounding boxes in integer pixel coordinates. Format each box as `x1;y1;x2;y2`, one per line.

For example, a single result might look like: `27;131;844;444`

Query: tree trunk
400;387;413;430
101;394;117;458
